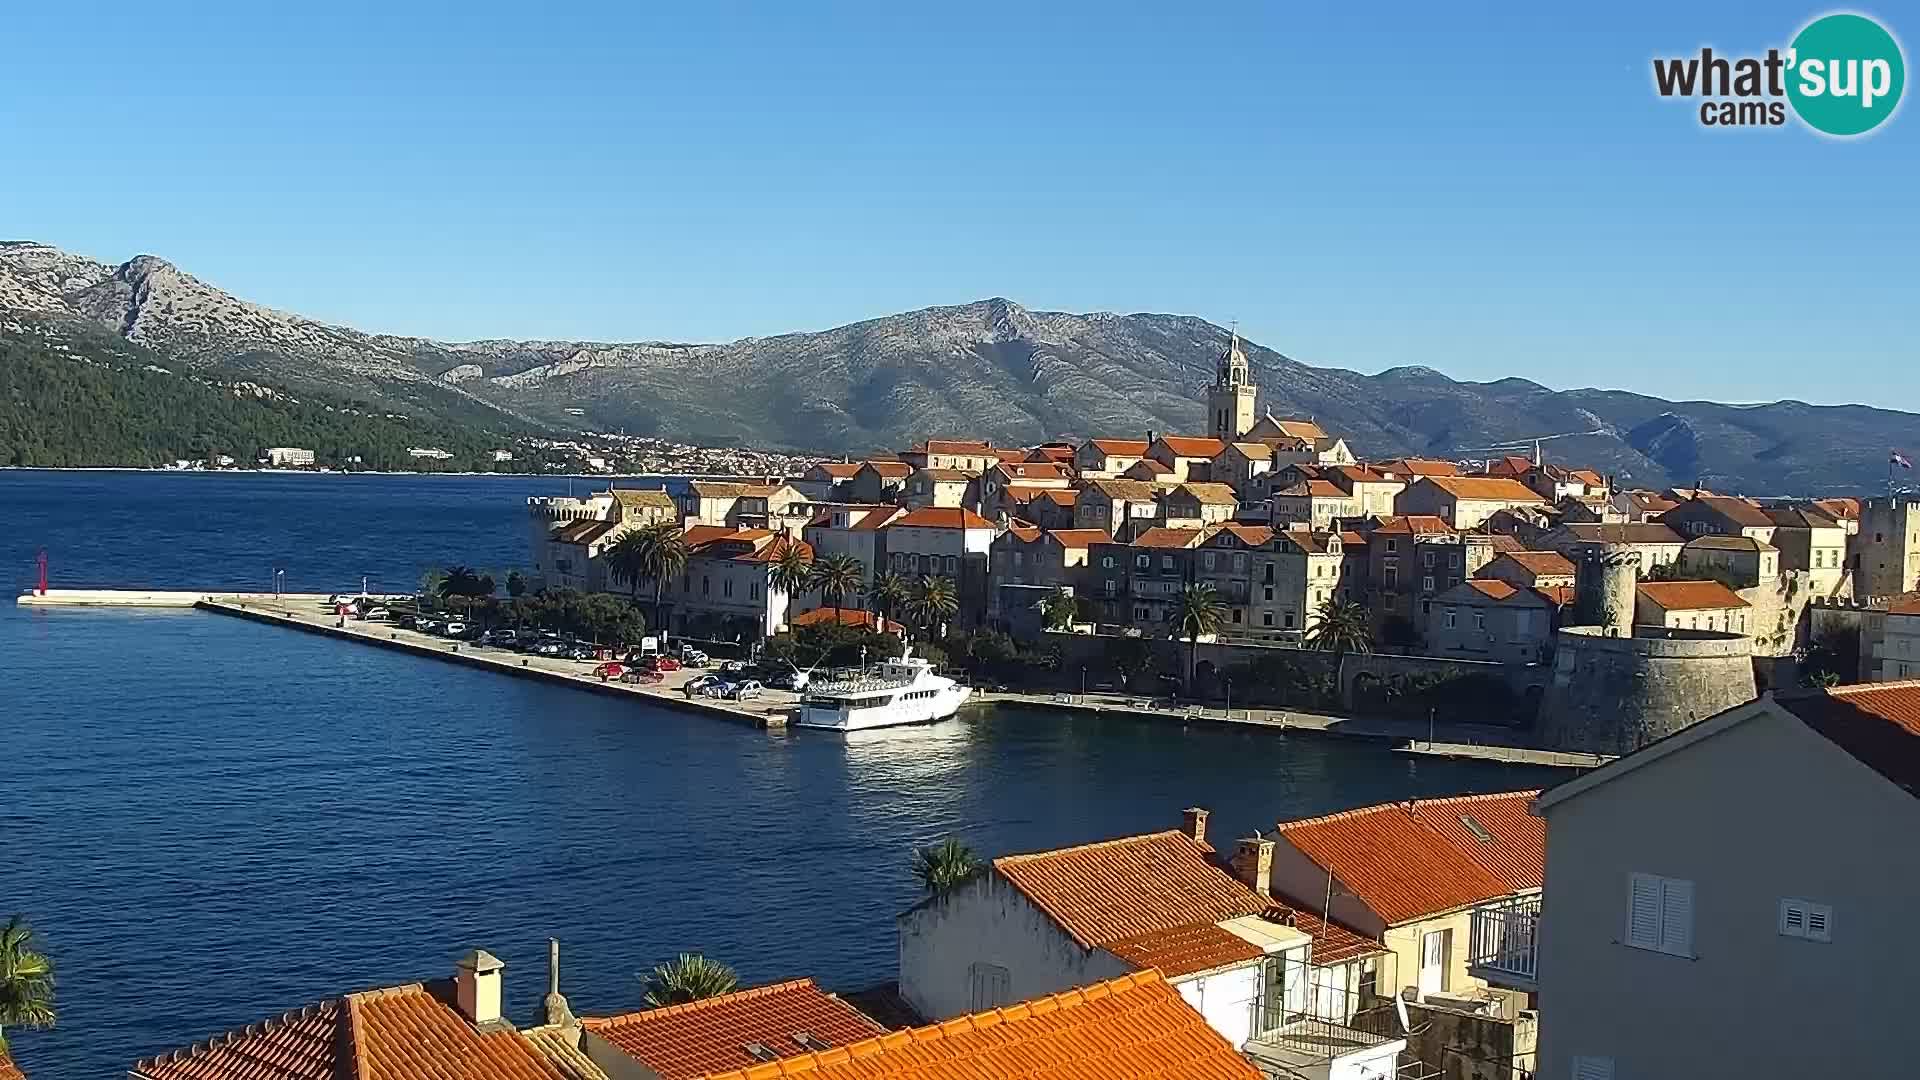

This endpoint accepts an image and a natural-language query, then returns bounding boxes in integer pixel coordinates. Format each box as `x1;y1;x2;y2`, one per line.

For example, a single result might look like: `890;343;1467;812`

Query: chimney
1231;836;1275;896
454;949;505;1028
1181;807;1210;847
1146;429;1157;448
543;938;576;1028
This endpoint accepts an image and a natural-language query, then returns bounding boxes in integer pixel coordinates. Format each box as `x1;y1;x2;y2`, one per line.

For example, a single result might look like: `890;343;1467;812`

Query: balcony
1468;894;1540;992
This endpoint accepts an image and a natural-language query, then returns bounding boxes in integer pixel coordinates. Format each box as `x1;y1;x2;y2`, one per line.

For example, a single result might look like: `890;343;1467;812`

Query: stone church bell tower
1208;326;1258;440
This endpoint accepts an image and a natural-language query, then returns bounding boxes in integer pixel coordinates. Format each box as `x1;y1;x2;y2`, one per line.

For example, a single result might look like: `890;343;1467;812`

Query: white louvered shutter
1780;900;1808;938
1572;1055;1615;1080
1805;903;1832;943
1625;873;1662;949
1659;877;1694;956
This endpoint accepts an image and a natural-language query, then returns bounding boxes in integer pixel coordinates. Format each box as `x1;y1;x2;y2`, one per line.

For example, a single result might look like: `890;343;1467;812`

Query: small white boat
792;647;972;732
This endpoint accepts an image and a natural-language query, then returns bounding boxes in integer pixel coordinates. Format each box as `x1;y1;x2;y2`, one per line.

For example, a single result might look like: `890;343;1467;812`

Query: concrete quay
16;588;253;607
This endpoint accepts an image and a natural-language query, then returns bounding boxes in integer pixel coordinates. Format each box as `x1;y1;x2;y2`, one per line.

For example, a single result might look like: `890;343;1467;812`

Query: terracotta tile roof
1338;530;1368;549
809;462;863;479
554;519;617;545
891;507;992;530
1495;551;1577;577
1047;528;1112;548
1329;465;1394;485
1177;482;1239;506
1463;579;1520;601
610;488;677;510
689;481;779;499
993;831;1272;949
912;467;972;482
1374;457;1459;477
1420;476;1547;503
1486;534;1529;554
584;978;882;1079
1224;440;1273;459
1103;922;1266;979
1556;522;1685;545
1265;903;1388;965
1636;580;1749;611
1775;681;1920;797
520;1026;610;1080
1001;522;1043;544
0;1049;21;1080
1763;507;1842;529
1085;478;1160;501
134;982;569;1080
1370;515;1455;536
1273;803;1513;925
1407;791;1545;893
1480;455;1535;480
1156;435;1228;458
993;461;1071;482
1534;585;1577;607
1000;483;1058;504
1125;458;1175;477
1130;527;1207;550
1212;523;1275;547
1025;445;1076;464
789;608;904;633
1039;488;1079;506
850;507;904;531
994;448;1027;463
1812;497;1860;520
1626;491;1679;513
696;971;1259;1080
1271;530;1337;555
1888;593;1920;616
678;524;739;548
131;997;352;1080
1280;479;1349;499
1086;438;1150;456
911;439;995;455
1267;418;1328;441
1683;535;1770;552
858;461;913;479
1687;495;1776;528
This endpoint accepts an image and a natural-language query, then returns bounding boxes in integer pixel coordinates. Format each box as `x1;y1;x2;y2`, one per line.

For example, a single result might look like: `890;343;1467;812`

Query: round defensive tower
1537;627;1756;755
1575;544;1641;638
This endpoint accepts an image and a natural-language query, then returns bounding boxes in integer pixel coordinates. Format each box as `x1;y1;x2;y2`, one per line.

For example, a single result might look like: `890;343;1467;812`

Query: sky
1;1;1914;406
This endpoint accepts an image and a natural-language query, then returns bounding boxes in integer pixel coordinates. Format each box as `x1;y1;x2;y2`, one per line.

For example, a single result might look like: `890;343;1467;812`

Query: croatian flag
1896;451;1913;470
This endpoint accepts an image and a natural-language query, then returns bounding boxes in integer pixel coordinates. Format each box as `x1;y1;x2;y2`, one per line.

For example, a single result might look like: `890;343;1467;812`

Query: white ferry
792;648;972;732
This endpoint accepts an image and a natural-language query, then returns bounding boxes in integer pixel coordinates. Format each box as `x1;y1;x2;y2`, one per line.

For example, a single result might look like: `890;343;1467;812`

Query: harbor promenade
17;589;1602;767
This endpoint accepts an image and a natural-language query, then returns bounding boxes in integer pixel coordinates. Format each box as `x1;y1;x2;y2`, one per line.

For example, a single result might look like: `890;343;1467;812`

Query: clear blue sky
2;2;1913;406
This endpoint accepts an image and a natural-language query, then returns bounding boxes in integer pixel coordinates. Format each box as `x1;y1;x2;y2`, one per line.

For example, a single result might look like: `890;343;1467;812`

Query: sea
0;469;1558;1077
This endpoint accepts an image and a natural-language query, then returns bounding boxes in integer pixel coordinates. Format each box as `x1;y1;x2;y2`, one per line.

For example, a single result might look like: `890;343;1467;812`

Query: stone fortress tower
1538;544;1756;755
1208;328;1258;441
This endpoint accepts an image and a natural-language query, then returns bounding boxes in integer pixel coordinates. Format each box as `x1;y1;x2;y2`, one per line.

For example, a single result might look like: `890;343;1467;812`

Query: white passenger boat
792;648;972;732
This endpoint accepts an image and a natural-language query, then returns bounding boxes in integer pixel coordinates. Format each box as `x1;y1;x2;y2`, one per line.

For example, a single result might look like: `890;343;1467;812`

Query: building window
1102;556;1115;569
1136;554;1150;569
1233;553;1246;571
1283;611;1296;629
968;962;1011;1011
1625;872;1694;957
1204;552;1217;570
1422;551;1435;568
1444;609;1457;629
1449;551;1461;568
702;576;710;596
1263;611;1274;627
1779;898;1834;942
750;582;760;600
1161;555;1174;570
1264;586;1274;601
1231;609;1242;624
1385;565;1399;589
1421;575;1435;593
1472;610;1485;630
1104;580;1117;596
723;579;734;598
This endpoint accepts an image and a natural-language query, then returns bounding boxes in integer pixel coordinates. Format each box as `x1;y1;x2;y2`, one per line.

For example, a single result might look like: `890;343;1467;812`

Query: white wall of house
1535;703;1918;1080
897;873;1133;1022
1171;964;1262;1050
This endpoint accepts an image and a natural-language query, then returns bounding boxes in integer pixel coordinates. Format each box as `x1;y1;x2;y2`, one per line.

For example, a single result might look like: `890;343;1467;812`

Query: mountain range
2;240;1912;493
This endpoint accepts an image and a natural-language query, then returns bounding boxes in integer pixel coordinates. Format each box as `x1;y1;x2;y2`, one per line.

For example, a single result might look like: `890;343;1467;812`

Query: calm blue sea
0;469;1555;1078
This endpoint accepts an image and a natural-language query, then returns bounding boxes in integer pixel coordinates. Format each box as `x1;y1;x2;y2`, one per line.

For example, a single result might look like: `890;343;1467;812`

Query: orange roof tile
1636;580;1749;611
1535;584;1578;607
696;971;1259;1080
1374;457;1460;477
0;1050;21;1080
993;461;1071;482
1274;804;1513;925
1421;476;1547;503
891;507;992;530
1103;922;1265;979
1156;435;1228;458
1001;522;1043;543
1812;497;1861;520
1087;438;1150;456
1213;523;1275;547
1267;904;1388;966
1463;579;1520;601
1039;488;1079;506
914;439;995;455
1496;551;1577;577
1407;791;1545;893
1370;515;1454;536
858;461;913;479
1047;528;1112;548
1776;681;1920;797
1130;527;1207;549
585;978;882;1079
1686;494;1775;528
1268;418;1328;441
993;832;1271;949
131;998;352;1080
1125;458;1175;477
789;608;904;633
1486;534;1529;554
810;462;863;479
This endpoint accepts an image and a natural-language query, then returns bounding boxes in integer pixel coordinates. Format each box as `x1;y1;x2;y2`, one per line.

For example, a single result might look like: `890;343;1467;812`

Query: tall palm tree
1036;586;1078;632
615;522;687;634
767;539;814;602
1170;582;1226;694
641;953;738;1007
870;569;911;628
0;915;55;1053
439;566;485;618
1306;599;1373;662
910;838;980;896
909;575;959;640
808;553;866;627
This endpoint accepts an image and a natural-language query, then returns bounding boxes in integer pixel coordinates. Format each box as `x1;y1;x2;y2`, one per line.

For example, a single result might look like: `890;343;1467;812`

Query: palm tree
870;569;911;628
1306;599;1373;662
808;553;866;627
439;566;486;618
1170;582;1226;694
909;575;959;640
0;915;55;1053
767;539;814;602
1036;586;1078;632
641;953;738;1007
612;522;687;634
911;838;980;896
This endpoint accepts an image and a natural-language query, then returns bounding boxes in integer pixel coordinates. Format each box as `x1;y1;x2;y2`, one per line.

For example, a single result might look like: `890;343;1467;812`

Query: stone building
1851;496;1920;599
1206;330;1259;440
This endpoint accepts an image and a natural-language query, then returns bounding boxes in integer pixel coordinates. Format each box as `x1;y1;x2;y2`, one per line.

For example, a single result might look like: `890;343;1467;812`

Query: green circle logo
1787;13;1906;136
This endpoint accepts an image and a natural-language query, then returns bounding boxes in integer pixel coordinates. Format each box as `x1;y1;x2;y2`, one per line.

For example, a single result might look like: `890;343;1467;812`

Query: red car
592;662;626;680
643;656;681;672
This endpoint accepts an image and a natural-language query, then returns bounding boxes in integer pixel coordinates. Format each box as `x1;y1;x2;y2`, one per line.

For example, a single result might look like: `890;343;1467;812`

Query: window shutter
1572;1056;1614;1080
1806;905;1832;942
1659;877;1694;956
1626;873;1662;949
1780;900;1807;938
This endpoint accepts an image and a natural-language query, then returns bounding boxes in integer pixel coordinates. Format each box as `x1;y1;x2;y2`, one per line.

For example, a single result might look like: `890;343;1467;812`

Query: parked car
766;670;809;692
621;669;664;685
718;659;746;674
591;661;625;679
700;681;735;699
442;621;467;637
416;618;443;634
682;674;722;696
534;642;566;658
566;645;596;661
727;680;763;701
644;656;682;672
360;606;391;621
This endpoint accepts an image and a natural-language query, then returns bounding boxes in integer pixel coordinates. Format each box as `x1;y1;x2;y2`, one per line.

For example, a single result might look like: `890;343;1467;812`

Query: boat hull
793;686;973;732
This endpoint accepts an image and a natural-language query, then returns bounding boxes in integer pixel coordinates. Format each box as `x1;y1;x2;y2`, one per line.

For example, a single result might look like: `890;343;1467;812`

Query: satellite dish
1394;994;1412;1033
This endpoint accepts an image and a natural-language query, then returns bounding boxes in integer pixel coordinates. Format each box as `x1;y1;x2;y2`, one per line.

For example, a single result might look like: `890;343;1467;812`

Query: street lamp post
1225;676;1233;717
1428;707;1437;750
273;567;285;599
1080;665;1087;703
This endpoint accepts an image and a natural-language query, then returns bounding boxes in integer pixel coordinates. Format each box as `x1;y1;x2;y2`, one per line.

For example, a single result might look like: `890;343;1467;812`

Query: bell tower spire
1207;321;1258;440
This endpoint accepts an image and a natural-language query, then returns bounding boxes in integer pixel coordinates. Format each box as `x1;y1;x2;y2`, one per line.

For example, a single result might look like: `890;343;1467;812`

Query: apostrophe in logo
1785;13;1904;135
1651;11;1905;136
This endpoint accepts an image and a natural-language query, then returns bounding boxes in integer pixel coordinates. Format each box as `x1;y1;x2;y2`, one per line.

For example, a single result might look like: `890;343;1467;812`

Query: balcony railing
1468;895;1540;990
